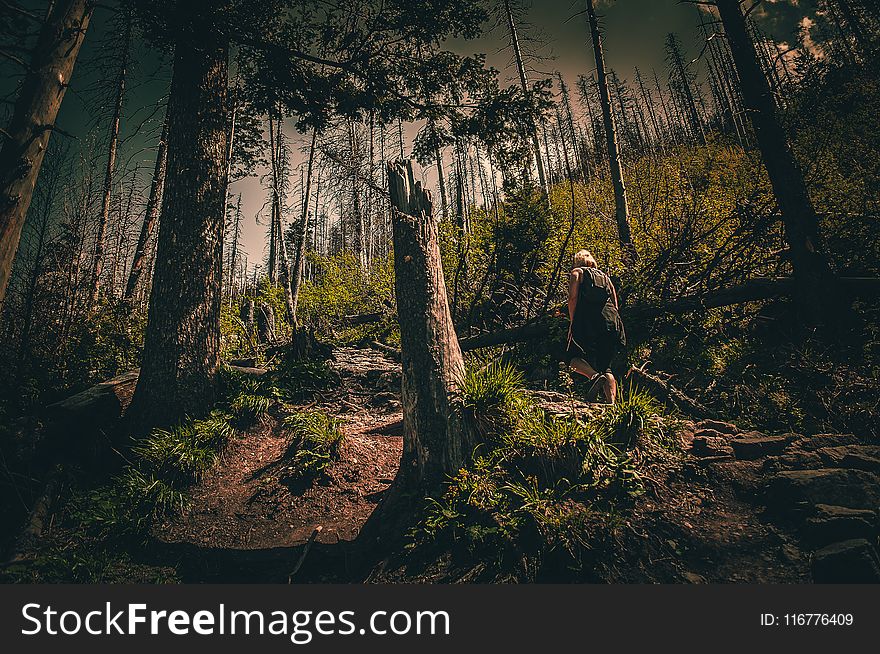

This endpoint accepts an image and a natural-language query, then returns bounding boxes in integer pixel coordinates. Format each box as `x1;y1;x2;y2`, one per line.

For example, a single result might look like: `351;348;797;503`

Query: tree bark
502;0;548;197
290;127;317;329
716;0;838;313
387;160;473;493
89;16;130;308
126;20;229;429
585;0;635;258
124;108;169;302
0;0;93;305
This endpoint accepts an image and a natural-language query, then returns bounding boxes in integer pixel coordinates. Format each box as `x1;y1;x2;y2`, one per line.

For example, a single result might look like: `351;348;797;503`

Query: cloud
798;15;825;59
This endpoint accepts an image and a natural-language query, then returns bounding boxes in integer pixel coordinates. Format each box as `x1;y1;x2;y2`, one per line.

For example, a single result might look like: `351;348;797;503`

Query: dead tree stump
386;160;474;494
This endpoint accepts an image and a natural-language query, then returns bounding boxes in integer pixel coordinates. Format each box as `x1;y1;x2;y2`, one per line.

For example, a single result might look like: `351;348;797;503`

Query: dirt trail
159;347;403;553
152;346;877;583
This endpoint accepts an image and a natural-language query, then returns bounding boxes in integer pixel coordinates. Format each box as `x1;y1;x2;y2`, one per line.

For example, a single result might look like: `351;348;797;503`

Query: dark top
571;267;626;349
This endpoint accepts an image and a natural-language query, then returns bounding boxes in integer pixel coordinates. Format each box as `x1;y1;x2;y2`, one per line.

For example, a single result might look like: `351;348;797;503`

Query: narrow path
158;347;403;554
151;348;877;583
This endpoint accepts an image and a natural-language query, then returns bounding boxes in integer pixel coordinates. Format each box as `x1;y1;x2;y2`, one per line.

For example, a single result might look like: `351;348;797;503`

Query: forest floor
5;346;877;584
136;345;880;584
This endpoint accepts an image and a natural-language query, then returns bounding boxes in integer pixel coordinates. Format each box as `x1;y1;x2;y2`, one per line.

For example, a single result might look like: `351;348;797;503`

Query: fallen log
44;368;140;431
226;365;268;377
457;277;880;351
341;311;385;326
459;317;563;352
627;366;711;419
2;465;63;566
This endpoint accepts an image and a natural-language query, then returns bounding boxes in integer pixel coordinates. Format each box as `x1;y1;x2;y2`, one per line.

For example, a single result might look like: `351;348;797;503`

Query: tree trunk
124;108;169;302
431;120;448;221
585;0;635;258
502;0;548;197
716;0;838;313
226;193;242;303
0;0;93;305
267;114;279;284
387;160;474;493
290;127;317;328
665;33;706;145
89;17;130;309
126;22;229;430
266;112;296;327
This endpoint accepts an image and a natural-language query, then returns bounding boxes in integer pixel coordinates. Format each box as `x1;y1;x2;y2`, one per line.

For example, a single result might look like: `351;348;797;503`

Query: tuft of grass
229;378;272;423
278;410;345;482
132;411;234;482
591;385;667;449
455;360;528;438
70;469;187;543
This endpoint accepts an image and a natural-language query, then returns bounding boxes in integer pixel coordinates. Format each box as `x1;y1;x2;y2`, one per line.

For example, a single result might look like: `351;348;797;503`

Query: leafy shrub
414;365;676;579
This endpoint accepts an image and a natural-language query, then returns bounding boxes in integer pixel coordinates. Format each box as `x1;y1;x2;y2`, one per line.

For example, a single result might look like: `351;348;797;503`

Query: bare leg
570;357;612;402
569;357;598;379
605;372;617;404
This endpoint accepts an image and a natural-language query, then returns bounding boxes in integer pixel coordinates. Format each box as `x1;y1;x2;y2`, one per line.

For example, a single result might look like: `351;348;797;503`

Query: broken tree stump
386;160;475;493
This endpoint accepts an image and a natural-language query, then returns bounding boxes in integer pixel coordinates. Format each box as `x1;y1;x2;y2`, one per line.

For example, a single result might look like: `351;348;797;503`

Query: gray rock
802;504;877;546
812;539;880;583
695;419;738;436
790;434;863;452
815;445;880;472
370;392;400;407
693;428;732;441
763;450;825;472
731;433;797;460
765;468;880;512
690;435;734;458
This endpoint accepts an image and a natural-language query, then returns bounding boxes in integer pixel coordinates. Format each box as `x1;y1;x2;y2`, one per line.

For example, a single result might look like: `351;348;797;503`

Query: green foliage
228;378;272;423
70;469;188;543
218;357;338;424
415;367;674;579
67;412;235;545
297;252;395;343
133;411;235;482
278;409;345;482
591;386;667;449
220;300;257;361
267;357;339;403
455;359;528;438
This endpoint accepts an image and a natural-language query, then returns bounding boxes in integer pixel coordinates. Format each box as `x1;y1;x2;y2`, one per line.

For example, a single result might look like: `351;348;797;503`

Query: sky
4;0;822;280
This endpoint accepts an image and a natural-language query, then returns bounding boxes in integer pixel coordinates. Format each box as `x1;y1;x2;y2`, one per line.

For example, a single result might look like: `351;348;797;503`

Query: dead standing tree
585;0;636;261
0;0;93;305
715;0;841;317
124;107;169;303
89;14;132;308
386;160;474;495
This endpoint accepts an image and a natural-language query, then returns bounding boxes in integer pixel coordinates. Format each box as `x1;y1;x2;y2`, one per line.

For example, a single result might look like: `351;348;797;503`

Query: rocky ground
681;420;880;582
150;347;880;583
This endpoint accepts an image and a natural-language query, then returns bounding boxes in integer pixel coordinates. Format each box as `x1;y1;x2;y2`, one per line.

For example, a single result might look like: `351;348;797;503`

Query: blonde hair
573;249;597;269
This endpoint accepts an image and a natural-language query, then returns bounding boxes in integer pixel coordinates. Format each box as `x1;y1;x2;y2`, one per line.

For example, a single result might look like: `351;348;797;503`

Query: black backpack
577;267;610;307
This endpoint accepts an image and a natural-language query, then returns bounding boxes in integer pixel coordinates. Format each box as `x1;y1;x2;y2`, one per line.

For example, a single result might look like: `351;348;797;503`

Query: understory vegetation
408;362;680;581
0;359;339;583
